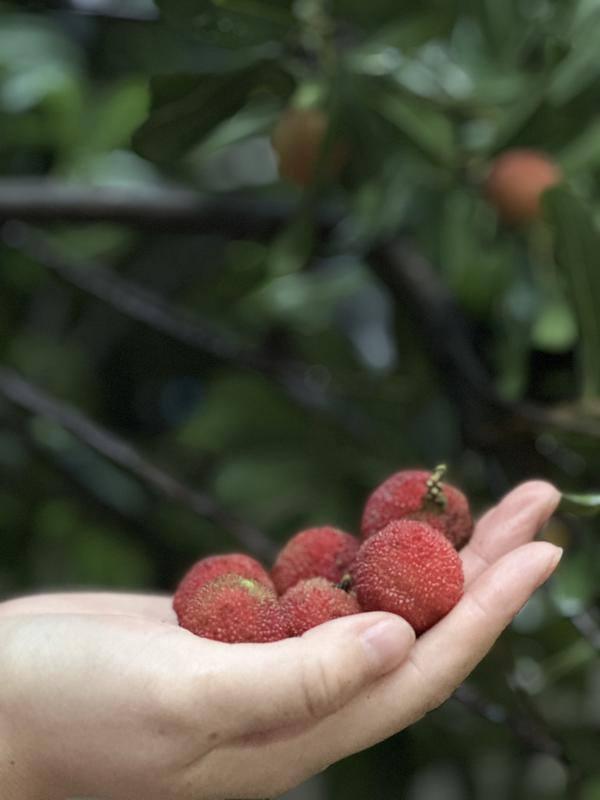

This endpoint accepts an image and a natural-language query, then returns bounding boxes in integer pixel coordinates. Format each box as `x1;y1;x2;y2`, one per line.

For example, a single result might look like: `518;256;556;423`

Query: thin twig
3;222;268;370
453;683;567;761
569;608;600;650
0;367;276;560
28;437;182;588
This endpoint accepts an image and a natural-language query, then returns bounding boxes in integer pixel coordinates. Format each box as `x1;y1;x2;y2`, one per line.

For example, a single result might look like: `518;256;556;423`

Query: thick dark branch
0;180;340;237
0;367;276;560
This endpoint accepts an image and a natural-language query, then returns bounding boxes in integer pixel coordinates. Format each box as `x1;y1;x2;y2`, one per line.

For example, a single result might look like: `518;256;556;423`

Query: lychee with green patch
176;574;287;643
173;554;274;618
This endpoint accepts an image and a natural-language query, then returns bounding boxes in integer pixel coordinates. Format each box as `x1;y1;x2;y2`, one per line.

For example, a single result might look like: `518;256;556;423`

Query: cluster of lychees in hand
173;466;473;642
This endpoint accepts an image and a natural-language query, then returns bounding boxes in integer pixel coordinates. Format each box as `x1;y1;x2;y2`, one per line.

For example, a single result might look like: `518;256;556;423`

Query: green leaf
370;84;455;166
543;187;600;401
156;0;295;46
531;297;578;353
133;63;294;162
547;11;600;105
559;492;600;517
559;117;600;174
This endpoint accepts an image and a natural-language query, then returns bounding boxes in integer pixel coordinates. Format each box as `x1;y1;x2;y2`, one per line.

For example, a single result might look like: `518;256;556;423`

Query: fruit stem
337;574;353;592
424;464;448;510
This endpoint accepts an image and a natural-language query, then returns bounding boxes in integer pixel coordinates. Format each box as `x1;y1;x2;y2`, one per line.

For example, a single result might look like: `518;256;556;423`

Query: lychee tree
0;0;599;797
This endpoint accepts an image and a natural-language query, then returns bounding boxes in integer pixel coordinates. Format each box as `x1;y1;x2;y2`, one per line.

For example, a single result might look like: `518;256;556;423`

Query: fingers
184;612;415;738
302;541;561;762
212;539;561;793
0;593;176;622
461;481;560;585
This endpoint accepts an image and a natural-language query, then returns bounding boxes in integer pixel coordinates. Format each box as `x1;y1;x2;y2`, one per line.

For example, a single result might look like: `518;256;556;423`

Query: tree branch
0;367;276;560
367;240;510;443
2;221;369;435
0;180;340;237
13;420;183;590
1;180;593;446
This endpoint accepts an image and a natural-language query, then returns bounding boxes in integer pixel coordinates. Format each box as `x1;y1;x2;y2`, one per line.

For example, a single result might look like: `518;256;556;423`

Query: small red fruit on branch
351;520;464;634
271;107;347;187
484;149;562;224
361;465;473;549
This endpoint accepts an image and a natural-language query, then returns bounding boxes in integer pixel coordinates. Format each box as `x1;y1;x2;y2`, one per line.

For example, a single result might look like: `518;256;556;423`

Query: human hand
0;481;561;800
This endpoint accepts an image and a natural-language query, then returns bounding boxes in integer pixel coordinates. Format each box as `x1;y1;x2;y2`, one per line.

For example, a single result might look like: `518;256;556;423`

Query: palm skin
0;481;561;800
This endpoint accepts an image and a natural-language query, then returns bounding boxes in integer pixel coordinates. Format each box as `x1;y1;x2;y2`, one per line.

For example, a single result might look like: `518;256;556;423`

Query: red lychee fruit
177;574;287;643
271;526;361;595
281;577;361;636
271;107;347;187
484;149;562;224
173;554;274;618
361;465;473;549
351;520;464;634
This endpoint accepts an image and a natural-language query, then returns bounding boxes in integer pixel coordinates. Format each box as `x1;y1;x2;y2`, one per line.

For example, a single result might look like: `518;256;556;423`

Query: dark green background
0;1;599;797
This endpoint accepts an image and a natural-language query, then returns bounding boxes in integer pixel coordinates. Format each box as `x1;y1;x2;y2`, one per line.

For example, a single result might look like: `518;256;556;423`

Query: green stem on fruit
424;463;448;511
337;573;353;592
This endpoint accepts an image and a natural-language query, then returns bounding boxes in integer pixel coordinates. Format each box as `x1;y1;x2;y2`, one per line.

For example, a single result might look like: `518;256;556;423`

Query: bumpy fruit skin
271;526;360;595
271;107;346;187
173;554;274;618
281;577;360;636
485;149;562;224
351;520;464;634
177;575;287;643
361;469;473;549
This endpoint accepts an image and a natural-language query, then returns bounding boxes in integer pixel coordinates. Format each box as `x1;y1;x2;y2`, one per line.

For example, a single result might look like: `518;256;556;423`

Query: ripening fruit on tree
271;107;346;187
484;149;562;224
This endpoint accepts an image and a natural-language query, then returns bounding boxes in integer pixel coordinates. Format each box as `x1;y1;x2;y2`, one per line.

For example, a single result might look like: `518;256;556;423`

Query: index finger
461;481;560;585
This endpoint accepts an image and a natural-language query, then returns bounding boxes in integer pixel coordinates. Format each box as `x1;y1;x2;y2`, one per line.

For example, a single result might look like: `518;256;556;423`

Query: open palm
0;481;561;800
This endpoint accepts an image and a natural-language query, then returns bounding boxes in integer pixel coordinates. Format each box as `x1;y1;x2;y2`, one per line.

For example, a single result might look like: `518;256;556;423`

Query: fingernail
548;545;563;569
538;545;563;586
360;618;415;673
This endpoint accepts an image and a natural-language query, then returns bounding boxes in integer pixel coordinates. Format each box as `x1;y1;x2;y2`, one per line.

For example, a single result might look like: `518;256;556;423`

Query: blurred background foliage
0;0;599;798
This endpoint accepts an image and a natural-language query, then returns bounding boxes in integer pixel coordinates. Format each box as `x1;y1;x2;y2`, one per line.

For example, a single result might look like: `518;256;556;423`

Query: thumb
216;612;415;736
